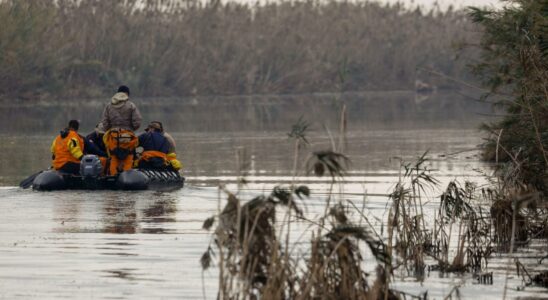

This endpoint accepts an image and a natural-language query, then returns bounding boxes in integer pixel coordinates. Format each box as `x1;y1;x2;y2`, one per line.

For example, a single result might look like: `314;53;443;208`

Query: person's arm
164;132;176;153
50;139;56;154
51;139;56;160
131;103;142;131
85;138;107;157
100;106;111;131
67;138;84;160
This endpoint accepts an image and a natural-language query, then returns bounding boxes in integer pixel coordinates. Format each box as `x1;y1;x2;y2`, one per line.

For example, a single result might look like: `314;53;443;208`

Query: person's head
117;85;130;96
146;121;163;133
68;119;80;131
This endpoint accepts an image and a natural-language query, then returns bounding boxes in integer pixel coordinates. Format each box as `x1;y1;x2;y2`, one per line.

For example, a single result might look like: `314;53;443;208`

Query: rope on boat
140;168;181;183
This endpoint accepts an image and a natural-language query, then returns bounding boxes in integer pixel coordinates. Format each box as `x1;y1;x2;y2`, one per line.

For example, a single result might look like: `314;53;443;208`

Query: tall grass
200;126;548;298
0;0;479;100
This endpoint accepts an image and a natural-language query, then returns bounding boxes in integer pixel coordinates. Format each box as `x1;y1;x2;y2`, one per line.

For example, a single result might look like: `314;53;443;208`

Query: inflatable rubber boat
30;155;184;191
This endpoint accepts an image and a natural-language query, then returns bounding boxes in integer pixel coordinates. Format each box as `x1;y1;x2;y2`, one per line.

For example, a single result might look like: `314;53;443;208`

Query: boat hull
32;169;184;191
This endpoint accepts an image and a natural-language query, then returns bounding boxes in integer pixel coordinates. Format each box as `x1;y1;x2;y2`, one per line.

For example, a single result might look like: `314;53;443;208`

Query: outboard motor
80;155;103;178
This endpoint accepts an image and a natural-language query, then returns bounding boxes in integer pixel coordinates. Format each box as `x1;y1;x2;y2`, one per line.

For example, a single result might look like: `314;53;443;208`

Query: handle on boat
19;170;44;189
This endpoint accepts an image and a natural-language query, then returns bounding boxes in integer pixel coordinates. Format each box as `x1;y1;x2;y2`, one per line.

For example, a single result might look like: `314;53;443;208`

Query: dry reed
0;0;479;100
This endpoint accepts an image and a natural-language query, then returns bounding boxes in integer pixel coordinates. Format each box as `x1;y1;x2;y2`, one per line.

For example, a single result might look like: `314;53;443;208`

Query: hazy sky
374;0;503;10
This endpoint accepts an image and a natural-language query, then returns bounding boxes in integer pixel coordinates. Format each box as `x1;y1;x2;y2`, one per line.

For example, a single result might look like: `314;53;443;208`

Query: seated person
146;121;181;170
136;122;171;169
51;120;84;174
85;123;107;157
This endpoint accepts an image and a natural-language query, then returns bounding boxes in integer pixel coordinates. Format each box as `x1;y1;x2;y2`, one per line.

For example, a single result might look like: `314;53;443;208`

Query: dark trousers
59;162;81;175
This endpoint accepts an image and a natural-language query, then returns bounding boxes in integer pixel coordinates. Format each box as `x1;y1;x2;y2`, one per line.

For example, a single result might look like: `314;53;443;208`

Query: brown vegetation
200;135;547;298
0;0;479;100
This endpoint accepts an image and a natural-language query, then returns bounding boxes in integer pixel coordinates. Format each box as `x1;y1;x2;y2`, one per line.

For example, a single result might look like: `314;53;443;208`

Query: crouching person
85;123;107;158
84;123;108;172
135;122;170;169
51;120;84;174
135;121;182;171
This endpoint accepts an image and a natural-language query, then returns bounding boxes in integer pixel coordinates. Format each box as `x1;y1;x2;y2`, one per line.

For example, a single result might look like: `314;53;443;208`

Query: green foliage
0;0;478;100
470;0;548;195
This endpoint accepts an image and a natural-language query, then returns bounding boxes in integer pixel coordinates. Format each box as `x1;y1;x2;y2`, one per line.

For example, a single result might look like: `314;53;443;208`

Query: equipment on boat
80;155;103;178
28;154;184;191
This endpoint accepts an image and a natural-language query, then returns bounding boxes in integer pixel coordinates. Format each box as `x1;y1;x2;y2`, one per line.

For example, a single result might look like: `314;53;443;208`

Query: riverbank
0;90;490;135
0;0;478;100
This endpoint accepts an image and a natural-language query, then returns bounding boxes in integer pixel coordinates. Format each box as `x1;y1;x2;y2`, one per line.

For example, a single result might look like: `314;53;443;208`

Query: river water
0;92;546;299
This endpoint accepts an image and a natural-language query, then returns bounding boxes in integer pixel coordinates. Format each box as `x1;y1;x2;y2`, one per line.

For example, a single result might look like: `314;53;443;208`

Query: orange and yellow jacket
51;129;84;170
166;152;182;170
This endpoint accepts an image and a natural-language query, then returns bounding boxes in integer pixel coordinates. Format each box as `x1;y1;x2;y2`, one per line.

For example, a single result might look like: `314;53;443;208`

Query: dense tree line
0;0;479;100
471;0;548;195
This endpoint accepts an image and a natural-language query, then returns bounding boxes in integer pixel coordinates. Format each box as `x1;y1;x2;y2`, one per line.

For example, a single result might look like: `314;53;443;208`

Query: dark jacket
138;131;170;154
85;131;107;157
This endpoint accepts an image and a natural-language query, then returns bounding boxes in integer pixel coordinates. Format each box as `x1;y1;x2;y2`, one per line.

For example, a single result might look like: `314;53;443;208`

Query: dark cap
117;85;130;96
146;121;163;132
68;119;80;131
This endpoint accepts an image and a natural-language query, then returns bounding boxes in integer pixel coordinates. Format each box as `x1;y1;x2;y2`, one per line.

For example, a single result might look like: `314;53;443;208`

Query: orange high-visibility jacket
141;150;168;162
51;130;84;170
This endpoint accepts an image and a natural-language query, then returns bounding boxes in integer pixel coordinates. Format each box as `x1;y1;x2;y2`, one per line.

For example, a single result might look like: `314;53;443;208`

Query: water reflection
102;194;138;234
52;192;179;235
141;196;177;234
102;268;138;281
1;150;545;299
53;194;82;234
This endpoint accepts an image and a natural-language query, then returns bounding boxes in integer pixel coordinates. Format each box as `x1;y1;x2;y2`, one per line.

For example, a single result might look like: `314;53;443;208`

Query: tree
469;0;548;195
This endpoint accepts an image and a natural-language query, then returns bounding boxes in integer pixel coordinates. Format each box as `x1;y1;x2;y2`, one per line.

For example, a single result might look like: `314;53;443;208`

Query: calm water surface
0;95;546;299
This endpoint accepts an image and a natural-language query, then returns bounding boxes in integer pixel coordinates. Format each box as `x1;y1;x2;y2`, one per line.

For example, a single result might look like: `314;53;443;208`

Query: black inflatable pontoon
31;155;184;191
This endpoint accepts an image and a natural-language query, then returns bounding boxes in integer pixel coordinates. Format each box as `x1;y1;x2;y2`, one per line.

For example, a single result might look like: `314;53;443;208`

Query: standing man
100;85;142;132
100;85;142;175
51;120;84;174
